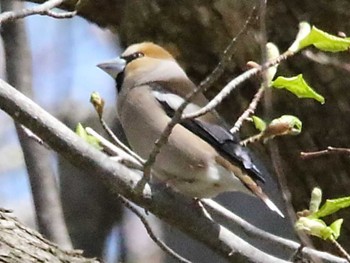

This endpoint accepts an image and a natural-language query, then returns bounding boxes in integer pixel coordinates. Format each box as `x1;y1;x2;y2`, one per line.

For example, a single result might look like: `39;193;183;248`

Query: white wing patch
152;90;201;115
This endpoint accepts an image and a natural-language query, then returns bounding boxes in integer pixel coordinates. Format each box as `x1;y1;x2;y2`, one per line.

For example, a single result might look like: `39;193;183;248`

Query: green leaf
329;219;343;240
75;123;102;150
272;74;325;104
251;116;266;132
299;26;350;52
76;123;88;140
314;196;350;218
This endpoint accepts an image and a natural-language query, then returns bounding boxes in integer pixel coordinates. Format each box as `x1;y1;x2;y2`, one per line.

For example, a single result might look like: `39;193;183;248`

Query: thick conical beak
97;57;126;79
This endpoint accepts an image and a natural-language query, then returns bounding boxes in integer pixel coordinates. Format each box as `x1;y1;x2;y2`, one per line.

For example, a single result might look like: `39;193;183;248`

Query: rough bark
0;210;98;263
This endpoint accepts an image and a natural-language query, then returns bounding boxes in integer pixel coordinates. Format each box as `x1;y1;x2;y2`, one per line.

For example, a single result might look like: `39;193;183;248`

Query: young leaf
76;123;88;140
289;22;312;52
295;217;328;239
272;74;325;104
266;42;280;83
90;91;105;118
266;115;302;136
299;26;350;52
329;219;343;240
314;196;350;218
309;187;322;213
75;123;102;150
251;116;266;132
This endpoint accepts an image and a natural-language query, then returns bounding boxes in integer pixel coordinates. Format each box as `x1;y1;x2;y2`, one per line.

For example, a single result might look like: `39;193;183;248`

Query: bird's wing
151;87;265;184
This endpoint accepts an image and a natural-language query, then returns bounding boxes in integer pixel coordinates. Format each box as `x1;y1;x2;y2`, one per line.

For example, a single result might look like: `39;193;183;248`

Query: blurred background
1;0;350;262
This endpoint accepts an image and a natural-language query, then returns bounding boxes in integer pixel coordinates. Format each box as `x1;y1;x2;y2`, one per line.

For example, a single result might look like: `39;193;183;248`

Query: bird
97;42;284;217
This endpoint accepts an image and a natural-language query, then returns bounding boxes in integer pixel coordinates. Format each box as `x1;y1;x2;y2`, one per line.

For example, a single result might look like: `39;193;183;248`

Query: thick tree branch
0;210;98;262
0;79;288;263
0;79;347;262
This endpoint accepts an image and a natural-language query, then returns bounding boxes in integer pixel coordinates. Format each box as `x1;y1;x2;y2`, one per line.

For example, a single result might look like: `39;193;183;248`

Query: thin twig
303;50;350;74
143;102;184;178
301;146;350;159
85;127;144;170
0;0;70;24
230;86;265;133
144;47;294;181
97;116;145;165
202;199;294;252
43;9;77;19
198;5;258;91
117;195;192;263
331;239;350;263
143;12;257;178
182;50;293;120
20;124;47;147
289;245;306;262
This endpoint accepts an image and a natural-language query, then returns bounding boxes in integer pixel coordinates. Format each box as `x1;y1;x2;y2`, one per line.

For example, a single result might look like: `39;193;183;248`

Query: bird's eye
122;52;144;63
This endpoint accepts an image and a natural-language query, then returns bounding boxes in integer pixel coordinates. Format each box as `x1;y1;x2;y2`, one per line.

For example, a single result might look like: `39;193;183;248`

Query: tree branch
0;210;98;262
202;199;346;263
0;0;73;24
117;195;191;263
301;147;350;159
0;78;347;262
0;78;291;263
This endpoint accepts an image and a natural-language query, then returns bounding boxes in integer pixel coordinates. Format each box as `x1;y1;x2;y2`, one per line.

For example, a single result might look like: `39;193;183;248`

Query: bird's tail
241;174;285;217
216;156;284;217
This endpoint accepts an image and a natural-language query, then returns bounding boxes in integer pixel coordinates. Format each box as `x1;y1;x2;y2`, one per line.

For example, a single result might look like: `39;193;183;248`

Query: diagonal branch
0;77;290;263
117;195;191;263
143;14;257;177
0;78;347;263
182;50;294;120
0;0;73;24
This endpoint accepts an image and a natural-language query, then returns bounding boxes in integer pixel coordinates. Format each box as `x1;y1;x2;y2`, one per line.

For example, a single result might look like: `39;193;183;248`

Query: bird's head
97;42;187;91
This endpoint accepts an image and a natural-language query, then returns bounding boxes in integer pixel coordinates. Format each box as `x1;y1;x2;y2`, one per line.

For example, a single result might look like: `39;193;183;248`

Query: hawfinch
98;42;283;217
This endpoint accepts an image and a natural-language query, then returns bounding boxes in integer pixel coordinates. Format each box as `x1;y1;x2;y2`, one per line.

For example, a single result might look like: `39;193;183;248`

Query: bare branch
198;5;257;91
0;78;292;263
182;50;293;120
231;86;265;133
303;50;350;73
20;124;47;147
43;9;77;19
0;0;73;24
331;239;350;263
202;199;346;263
85;127;143;170
0;78;347;263
301;146;350;159
143;18;259;179
94;112;145;166
117;195;192;263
